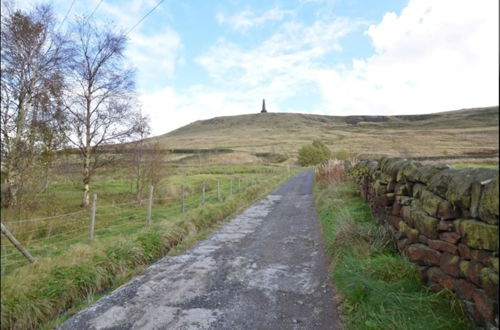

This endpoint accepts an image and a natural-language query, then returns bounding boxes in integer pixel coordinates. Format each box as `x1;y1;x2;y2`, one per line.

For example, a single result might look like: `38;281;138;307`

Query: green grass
1;164;294;330
451;162;499;169
314;181;476;330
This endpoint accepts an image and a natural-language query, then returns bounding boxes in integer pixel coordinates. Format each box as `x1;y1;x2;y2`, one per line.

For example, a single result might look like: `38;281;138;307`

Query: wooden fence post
89;193;97;241
202;182;205;205
181;185;185;213
1;222;36;263
146;185;154;225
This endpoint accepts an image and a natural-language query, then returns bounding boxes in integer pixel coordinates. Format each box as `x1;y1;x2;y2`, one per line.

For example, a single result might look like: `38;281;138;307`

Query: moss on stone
420;190;444;216
479;267;499;290
459;260;470;277
412;209;439;239
492;258;499;274
478;174;499;225
460;220;499;251
412;183;426;198
415;164;450;184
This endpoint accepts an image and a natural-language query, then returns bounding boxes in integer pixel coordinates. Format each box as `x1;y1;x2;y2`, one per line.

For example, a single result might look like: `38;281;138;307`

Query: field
0;157;293;329
1;105;498;329
149;106;499;160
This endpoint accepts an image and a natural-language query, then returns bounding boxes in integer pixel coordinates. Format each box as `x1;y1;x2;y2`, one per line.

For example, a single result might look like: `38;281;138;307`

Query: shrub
298;140;331;166
334;149;350;160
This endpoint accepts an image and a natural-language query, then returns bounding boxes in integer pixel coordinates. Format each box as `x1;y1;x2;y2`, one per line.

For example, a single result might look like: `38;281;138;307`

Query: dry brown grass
149;107;499;160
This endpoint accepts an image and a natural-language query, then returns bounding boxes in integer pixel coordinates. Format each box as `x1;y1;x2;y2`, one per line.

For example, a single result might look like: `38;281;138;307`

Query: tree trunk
81;152;91;207
43;162;50;190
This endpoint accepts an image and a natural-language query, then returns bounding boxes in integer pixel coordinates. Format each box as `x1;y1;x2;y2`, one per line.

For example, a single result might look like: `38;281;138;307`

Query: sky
15;0;500;135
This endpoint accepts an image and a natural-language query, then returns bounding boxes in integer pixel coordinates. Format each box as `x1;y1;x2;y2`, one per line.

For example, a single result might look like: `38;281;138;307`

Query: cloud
216;7;293;31
318;0;499;115
126;27;182;88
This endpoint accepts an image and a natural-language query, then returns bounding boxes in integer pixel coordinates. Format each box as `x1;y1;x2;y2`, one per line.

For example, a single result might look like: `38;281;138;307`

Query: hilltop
148;106;499;161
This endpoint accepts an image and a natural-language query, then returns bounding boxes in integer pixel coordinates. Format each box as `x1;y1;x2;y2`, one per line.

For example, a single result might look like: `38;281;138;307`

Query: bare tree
64;19;141;207
1;3;70;206
128;111;151;202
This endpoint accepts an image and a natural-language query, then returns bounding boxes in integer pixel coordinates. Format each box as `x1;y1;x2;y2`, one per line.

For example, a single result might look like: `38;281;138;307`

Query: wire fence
1;169;291;274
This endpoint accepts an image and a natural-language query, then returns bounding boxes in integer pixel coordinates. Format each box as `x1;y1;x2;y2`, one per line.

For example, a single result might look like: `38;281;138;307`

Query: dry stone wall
350;158;499;329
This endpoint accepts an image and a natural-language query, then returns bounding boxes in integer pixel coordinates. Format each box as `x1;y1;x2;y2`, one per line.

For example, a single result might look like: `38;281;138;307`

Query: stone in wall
349;157;499;329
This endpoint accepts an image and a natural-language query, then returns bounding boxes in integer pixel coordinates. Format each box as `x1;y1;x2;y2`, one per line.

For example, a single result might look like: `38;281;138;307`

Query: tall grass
314;178;476;330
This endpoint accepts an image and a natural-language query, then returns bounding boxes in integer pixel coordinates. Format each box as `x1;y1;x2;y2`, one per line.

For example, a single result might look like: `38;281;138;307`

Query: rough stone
479;267;499;300
412;210;439;239
445;168;497;210
458;244;472;260
437;200;459;220
399;161;423;182
427;267;455;290
478;174;499;225
407;244;441;265
437;220;454;231
455;279;477;300
412;183;426;198
418;235;429;244
459;260;470;278
414;164;451;184
394;183;408;196
466;261;484;286
405;228;420;244
387;180;396;193
389;216;403;228
428;239;458;254
470;181;482;218
381;193;395;206
439;232;461;244
460;220;499;251
397;238;409;251
440;253;461;277
472;289;496;324
470;249;494;267
420;190;444;216
426;168;459;198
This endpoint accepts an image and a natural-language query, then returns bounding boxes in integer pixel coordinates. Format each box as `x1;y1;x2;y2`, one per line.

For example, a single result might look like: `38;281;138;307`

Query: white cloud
126;27;182;85
318;0;499;115
216;7;293;31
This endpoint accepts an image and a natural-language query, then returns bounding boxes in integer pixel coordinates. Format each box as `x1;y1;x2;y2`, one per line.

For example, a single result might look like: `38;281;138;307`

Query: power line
58;0;77;30
126;0;166;36
87;0;105;20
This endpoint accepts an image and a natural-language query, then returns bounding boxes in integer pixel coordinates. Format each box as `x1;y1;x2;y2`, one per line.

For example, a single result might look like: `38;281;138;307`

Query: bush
297;140;331;166
334;149;350;160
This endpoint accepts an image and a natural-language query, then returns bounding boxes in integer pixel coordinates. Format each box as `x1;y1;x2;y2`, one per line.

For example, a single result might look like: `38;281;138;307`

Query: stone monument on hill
261;99;267;113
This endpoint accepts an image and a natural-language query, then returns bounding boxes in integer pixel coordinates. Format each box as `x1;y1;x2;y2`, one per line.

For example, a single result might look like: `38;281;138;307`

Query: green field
0;162;293;329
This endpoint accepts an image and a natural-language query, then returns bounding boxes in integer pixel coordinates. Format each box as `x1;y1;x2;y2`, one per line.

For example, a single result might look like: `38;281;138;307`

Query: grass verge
1;171;292;330
314;180;477;330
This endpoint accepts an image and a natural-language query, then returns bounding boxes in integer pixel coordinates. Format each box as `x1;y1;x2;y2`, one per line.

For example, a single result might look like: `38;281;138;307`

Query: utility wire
58;0;77;30
87;0;105;20
126;0;166;35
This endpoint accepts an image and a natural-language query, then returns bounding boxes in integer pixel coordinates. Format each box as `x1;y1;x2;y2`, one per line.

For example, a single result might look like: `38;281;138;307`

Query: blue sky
15;0;500;135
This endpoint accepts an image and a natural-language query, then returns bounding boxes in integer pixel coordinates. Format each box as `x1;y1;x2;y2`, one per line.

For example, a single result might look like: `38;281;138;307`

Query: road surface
60;170;339;330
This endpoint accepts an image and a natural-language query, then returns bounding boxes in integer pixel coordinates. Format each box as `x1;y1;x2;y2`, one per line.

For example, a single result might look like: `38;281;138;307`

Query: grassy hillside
150;106;499;160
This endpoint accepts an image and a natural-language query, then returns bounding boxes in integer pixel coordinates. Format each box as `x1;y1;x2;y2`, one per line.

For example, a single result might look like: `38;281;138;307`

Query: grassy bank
1;166;293;330
314;180;476;330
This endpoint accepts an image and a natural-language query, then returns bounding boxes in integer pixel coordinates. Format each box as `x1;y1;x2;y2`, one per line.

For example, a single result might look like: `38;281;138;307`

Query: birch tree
65;19;140;207
0;3;69;206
